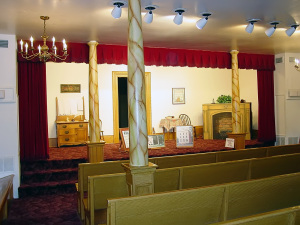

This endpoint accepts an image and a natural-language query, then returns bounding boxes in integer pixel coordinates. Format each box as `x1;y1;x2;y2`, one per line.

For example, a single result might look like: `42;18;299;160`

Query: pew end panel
84;173;129;225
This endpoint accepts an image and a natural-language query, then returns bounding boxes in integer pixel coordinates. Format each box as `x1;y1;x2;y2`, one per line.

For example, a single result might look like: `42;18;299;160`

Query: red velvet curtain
257;70;276;143
18;62;49;161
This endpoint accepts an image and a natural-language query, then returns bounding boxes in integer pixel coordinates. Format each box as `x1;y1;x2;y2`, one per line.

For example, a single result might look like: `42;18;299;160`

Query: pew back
107;172;300;225
214;205;300;225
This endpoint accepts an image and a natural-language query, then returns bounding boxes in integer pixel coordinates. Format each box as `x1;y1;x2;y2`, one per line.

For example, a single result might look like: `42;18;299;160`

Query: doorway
112;71;152;143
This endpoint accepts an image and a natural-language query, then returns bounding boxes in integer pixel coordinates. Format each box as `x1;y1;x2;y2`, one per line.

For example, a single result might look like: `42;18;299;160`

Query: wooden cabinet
56;121;88;147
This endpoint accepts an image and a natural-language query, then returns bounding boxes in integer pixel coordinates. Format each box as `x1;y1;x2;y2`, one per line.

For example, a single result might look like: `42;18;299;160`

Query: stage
49;138;266;161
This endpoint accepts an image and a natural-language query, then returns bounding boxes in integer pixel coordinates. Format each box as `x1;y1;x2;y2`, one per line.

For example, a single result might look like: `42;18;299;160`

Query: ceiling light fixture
144;5;158;24
196;12;212;30
265;21;279;37
245;19;260;33
111;1;125;19
286;24;299;37
19;16;68;62
173;8;185;25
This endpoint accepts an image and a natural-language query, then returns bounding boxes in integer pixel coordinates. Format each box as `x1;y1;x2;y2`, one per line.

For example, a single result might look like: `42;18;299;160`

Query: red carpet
49;139;265;161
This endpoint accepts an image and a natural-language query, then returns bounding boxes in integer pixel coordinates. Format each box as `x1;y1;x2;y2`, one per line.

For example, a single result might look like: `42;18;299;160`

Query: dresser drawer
58;129;76;136
58;135;77;144
57;123;87;129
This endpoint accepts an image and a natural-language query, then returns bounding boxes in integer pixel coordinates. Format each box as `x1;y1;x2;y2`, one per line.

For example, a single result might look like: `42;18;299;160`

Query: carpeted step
21;158;86;172
18;179;77;198
21;167;78;184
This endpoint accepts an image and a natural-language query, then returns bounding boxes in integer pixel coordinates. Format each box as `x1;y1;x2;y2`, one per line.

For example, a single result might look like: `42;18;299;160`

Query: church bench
84;153;300;225
77;145;300;220
106;172;300;225
0;175;14;224
83;173;129;225
212;205;300;225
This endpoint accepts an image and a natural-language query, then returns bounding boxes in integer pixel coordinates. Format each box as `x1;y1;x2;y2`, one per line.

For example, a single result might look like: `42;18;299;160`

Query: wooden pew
0;175;14;224
213;205;300;225
83;173;129;225
85;153;300;225
77;144;300;220
106;172;300;225
76;144;300;220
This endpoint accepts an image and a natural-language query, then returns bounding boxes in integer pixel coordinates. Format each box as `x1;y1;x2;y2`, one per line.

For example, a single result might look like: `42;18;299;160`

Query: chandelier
19;16;68;62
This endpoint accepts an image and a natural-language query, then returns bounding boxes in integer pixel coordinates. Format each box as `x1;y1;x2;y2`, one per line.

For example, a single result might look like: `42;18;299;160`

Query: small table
159;118;183;140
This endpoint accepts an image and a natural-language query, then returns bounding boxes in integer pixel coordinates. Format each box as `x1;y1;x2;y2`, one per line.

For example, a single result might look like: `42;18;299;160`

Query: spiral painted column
122;0;157;196
127;0;148;167
230;50;241;133
87;41;100;142
228;50;245;149
86;41;105;163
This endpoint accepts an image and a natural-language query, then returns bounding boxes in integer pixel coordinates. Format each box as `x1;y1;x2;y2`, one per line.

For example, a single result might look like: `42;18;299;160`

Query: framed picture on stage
148;134;165;149
172;88;185;104
176;125;194;148
119;128;129;151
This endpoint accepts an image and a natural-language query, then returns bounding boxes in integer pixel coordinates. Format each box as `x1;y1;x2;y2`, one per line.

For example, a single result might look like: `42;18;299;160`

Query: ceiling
1;0;300;55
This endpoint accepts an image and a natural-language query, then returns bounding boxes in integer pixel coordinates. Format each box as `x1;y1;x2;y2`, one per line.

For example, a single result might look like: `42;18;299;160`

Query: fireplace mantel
202;103;251;140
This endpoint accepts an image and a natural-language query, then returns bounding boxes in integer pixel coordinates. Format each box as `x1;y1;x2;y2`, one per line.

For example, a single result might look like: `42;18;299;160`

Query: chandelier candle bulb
30;36;33;48
25;43;28;54
38;45;41;54
52;37;55;47
20;40;23;52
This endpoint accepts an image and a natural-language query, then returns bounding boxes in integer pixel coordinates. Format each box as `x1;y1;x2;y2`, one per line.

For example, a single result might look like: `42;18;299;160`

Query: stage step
19;158;86;197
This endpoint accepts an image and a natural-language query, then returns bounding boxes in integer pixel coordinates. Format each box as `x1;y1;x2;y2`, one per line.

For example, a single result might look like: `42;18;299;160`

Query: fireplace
203;103;251;140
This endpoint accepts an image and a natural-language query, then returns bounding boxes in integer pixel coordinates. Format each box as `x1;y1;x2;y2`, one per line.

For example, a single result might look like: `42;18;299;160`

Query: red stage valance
17;41;275;71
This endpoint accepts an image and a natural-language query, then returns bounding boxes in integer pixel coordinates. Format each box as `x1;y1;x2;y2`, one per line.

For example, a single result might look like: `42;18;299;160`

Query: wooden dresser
56;120;88;147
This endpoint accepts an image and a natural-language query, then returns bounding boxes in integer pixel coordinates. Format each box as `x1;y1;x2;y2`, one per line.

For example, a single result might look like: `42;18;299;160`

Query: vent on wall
275;57;283;64
288;137;299;145
0;40;8;48
275;136;285;146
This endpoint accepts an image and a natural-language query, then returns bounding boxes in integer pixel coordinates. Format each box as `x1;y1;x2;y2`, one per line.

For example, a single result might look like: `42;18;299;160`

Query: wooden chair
179;114;197;139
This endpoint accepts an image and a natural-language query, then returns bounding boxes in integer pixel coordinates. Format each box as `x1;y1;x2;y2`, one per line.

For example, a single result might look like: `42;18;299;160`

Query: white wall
0;34;20;197
274;53;300;143
47;63;258;138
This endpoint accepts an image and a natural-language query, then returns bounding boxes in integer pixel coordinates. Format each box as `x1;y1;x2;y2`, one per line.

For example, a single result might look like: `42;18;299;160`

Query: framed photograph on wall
172;88;185;104
119;128;129;151
176;125;194;148
148;134;165;149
